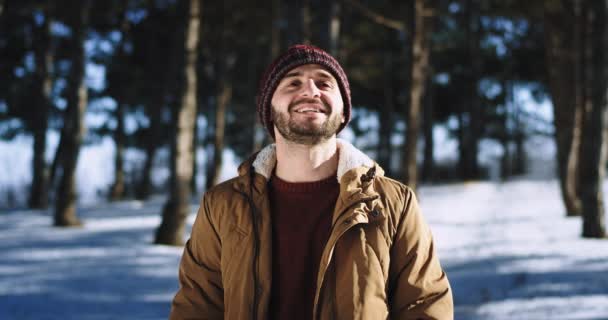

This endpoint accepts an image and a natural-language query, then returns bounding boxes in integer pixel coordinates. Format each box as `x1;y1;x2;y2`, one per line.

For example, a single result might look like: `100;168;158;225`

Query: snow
1;179;607;319
0;133;240;206
419;179;608;319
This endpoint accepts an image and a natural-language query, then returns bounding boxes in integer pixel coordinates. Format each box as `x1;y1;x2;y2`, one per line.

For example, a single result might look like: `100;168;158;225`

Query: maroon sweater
268;173;339;320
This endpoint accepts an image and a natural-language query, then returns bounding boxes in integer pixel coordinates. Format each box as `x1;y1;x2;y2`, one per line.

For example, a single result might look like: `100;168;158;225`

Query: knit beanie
256;44;351;139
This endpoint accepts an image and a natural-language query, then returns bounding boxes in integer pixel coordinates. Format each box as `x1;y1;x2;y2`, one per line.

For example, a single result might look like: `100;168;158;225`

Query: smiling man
170;45;453;320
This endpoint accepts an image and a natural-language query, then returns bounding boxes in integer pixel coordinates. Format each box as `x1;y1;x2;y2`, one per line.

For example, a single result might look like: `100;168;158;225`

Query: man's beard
271;99;343;145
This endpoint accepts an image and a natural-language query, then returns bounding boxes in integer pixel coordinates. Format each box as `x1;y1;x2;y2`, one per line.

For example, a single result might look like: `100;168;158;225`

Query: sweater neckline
270;172;338;193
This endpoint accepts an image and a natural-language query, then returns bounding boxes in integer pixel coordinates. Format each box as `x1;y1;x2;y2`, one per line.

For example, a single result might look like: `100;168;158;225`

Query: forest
1;0;607;247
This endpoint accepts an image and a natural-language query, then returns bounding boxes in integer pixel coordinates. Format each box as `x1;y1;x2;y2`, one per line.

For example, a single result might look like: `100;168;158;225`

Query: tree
53;0;92;227
378;48;397;176
28;2;53;209
458;0;482;180
107;3;134;201
422;63;435;182
204;22;235;189
579;0;607;238
133;1;180;200
319;0;341;56
155;0;201;246
543;0;583;216
285;0;311;45
403;0;435;190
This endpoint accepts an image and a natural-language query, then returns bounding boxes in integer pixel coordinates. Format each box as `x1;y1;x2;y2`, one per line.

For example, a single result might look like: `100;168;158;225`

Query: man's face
270;64;345;145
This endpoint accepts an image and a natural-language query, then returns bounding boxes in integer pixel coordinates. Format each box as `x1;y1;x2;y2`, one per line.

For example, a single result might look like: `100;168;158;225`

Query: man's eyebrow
281;70;336;81
283;71;302;79
315;71;335;80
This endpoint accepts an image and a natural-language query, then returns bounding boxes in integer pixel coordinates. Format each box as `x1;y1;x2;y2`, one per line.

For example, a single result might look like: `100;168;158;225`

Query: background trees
0;0;606;241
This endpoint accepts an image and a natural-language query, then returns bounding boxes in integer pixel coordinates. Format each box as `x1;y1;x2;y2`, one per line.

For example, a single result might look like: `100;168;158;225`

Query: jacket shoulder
203;175;242;200
375;176;416;207
373;176;419;230
196;176;247;230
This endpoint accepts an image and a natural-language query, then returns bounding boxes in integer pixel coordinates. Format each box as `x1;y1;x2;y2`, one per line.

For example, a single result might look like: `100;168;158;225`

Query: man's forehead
281;64;336;81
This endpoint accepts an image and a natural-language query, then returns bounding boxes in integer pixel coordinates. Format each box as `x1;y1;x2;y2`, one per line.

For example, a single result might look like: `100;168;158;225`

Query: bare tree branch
342;0;405;32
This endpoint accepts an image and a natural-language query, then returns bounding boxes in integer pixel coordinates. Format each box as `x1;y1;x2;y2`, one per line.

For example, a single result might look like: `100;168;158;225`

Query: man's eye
318;82;332;88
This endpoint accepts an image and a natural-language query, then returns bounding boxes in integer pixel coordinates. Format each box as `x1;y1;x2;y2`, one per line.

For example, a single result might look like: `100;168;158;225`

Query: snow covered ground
1;179;607;319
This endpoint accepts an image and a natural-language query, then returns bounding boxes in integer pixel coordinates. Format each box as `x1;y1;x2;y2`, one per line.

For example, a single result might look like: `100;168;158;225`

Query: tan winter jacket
170;139;453;320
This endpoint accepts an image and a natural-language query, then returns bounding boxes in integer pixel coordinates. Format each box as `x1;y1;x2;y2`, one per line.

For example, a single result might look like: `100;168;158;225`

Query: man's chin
277;127;336;145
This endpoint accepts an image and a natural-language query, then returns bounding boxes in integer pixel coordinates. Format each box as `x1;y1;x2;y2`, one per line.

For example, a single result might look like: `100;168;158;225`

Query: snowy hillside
1;180;607;319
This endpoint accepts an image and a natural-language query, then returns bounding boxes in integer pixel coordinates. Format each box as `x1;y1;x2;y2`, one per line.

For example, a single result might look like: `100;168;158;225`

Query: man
170;45;453;320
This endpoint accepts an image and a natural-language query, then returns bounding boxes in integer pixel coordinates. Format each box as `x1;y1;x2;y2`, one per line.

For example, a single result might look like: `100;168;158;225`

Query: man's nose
301;79;321;98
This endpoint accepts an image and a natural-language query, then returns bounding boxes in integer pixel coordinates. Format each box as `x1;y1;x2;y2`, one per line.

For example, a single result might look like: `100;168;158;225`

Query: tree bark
459;0;481;180
205;74;232;190
109;103;126;201
500;79;513;180
253;1;282;152
54;0;91;227
403;0;434;190
109;9;131;201
191;110;199;194
155;0;201;246
422;65;435;182
513;110;526;175
136;2;180;200
378;50;394;176
28;4;53;209
543;0;583;216
320;0;341;56
285;0;310;45
579;1;607;238
136;136;158;199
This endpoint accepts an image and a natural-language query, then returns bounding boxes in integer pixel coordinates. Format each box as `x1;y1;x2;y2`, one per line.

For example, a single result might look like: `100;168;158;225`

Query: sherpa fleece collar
251;138;377;183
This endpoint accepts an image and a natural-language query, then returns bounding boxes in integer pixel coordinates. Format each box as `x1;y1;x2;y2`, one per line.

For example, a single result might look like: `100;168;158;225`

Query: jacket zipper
312;195;379;319
246;194;260;320
237;173;260;320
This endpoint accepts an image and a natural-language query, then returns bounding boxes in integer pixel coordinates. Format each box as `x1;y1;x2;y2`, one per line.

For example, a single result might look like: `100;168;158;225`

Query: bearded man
170;45;453;320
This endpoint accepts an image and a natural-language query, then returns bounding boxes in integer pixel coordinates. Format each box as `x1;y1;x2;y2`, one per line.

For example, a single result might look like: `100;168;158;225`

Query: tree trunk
500;79;512;180
109;6;132;201
285;0;310;44
422;66;435;182
109;103;126;201
543;0;583;216
253;1;282;152
403;0;434;190
205;75;232;190
513;115;526;175
320;0;341;56
28;5;53;209
510;80;526;176
460;0;481;180
191;110;199;194
136;2;180;200
54;0;91;227
378;50;394;176
579;1;607;238
155;0;201;246
137;140;157;199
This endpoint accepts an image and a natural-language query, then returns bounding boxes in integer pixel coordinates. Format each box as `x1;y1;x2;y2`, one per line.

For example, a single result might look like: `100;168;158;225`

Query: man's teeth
296;109;321;113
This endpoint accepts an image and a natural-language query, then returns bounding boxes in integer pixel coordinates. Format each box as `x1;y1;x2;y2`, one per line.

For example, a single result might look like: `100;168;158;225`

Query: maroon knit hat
256;44;351;139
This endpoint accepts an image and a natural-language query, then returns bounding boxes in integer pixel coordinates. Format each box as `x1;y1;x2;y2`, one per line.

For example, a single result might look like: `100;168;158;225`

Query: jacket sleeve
388;187;453;320
170;194;224;320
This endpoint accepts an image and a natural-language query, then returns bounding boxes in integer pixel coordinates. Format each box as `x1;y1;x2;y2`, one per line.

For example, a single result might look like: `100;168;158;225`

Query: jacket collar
243;138;382;183
233;139;385;220
233;139;385;225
